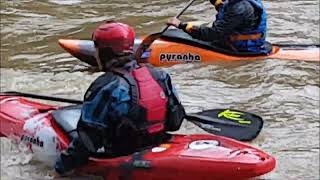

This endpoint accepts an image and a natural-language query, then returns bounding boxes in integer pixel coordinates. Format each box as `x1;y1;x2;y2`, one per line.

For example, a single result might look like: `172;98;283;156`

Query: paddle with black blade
134;0;197;62
186;109;263;141
1;91;263;141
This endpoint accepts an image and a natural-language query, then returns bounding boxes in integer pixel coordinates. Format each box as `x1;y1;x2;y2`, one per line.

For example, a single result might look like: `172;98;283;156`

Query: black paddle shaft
1;91;82;104
1;91;264;141
161;0;197;33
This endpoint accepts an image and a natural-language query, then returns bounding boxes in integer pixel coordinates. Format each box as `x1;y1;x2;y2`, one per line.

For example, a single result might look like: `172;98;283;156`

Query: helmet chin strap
95;48;104;71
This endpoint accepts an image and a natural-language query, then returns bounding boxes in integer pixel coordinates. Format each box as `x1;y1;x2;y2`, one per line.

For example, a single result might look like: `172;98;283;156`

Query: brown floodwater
1;0;319;179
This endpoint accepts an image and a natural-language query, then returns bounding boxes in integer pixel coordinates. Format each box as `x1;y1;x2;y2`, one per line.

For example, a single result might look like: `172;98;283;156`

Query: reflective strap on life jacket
229;33;262;41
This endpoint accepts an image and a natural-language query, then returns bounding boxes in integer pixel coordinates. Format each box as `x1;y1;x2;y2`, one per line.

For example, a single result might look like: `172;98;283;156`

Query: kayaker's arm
178;14;239;41
168;0;256;42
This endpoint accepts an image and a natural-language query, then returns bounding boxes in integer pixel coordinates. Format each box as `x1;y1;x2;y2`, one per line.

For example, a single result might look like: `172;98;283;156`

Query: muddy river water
0;0;319;179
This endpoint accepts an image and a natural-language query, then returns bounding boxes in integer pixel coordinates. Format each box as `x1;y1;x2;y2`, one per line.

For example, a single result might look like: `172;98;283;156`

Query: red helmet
92;22;135;55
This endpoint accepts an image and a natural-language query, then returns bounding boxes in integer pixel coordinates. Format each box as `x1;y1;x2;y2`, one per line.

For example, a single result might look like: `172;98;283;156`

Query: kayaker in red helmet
167;0;271;55
54;21;185;176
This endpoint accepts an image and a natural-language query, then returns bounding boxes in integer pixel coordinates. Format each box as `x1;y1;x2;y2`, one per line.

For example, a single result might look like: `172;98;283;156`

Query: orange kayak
59;29;319;67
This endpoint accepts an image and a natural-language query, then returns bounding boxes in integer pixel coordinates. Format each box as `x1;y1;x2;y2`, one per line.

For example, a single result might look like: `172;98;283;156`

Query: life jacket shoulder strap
112;69;139;104
144;64;168;90
84;72;117;101
113;65;168;102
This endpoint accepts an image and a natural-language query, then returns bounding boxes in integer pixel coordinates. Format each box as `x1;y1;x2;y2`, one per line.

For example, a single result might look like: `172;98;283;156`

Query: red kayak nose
58;39;97;66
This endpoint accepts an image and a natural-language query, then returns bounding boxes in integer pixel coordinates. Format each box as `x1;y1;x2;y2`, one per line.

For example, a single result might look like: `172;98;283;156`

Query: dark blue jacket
80;61;183;132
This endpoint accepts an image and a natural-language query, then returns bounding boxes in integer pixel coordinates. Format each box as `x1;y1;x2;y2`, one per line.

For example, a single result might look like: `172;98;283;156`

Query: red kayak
0;96;275;180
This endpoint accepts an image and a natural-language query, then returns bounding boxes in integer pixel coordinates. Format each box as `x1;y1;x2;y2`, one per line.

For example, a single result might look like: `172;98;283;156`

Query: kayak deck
0;96;276;179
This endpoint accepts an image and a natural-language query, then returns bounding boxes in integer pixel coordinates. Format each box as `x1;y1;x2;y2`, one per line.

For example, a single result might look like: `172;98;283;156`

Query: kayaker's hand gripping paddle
134;0;197;62
1;91;263;141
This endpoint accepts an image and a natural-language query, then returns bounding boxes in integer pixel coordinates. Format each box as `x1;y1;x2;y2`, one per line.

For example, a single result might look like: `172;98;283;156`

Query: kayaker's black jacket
178;0;268;53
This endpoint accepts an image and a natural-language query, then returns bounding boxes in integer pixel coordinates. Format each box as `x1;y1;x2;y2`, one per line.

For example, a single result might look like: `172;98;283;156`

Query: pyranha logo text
159;53;201;62
21;135;44;147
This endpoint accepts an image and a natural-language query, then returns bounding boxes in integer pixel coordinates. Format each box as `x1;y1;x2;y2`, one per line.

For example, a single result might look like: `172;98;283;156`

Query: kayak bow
59;29;319;67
